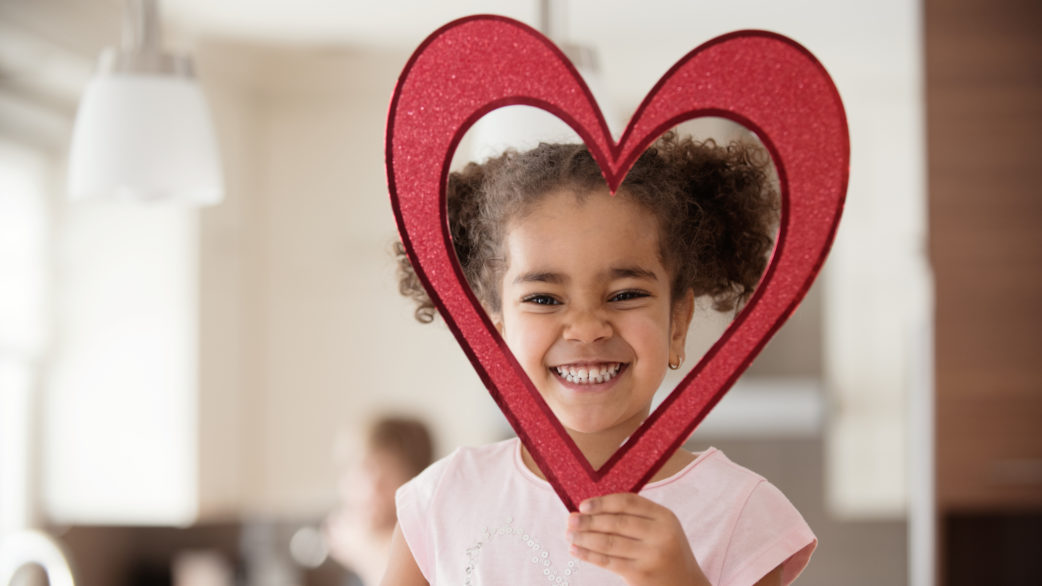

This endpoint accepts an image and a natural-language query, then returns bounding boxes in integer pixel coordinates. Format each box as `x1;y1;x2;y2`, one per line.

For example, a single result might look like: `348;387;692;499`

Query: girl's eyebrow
513;271;566;285
512;267;659;285
611;266;659;281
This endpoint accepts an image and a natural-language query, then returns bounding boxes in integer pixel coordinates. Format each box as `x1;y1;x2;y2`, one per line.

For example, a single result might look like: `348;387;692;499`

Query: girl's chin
554;413;642;438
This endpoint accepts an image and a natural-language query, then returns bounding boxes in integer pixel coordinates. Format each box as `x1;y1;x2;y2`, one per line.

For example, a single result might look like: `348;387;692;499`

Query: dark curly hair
395;131;778;323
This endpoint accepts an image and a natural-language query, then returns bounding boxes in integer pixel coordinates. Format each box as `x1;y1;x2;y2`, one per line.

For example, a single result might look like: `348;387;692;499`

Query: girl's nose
564;307;613;343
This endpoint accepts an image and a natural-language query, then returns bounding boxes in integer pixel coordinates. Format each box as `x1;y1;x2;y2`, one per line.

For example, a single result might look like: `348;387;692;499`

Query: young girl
384;133;815;586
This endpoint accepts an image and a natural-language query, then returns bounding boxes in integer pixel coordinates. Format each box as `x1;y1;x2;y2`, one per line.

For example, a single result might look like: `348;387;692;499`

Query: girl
384;133;815;586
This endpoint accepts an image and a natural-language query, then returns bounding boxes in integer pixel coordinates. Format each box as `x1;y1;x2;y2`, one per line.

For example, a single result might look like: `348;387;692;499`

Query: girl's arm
380;524;428;586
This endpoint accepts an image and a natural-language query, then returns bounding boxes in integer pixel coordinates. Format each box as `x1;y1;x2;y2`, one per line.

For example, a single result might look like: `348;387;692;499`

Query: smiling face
494;188;694;443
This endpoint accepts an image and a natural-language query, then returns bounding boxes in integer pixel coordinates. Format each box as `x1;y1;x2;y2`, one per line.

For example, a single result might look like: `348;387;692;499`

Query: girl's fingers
579;493;663;519
567;526;643;559
569;542;638;575
568;511;655;540
567;495;704;585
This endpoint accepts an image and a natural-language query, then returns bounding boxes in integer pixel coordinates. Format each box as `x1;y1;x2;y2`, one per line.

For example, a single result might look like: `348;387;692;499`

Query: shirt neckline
510;437;717;492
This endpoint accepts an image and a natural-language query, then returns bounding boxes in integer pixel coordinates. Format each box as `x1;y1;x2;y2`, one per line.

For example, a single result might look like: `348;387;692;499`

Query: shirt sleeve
718;479;817;586
395;455;452;583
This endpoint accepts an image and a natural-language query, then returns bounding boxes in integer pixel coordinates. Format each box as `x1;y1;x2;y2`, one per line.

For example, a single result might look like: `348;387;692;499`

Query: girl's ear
670;289;696;359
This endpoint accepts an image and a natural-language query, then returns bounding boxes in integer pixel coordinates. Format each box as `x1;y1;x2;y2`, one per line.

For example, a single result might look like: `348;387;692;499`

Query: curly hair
395;131;778;323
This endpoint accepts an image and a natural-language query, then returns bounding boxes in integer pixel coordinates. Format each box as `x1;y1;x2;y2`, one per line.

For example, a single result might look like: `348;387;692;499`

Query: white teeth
554;363;622;385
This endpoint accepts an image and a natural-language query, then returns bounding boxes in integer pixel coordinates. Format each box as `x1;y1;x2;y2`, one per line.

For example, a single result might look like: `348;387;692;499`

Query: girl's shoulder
403;438;520;494
645;448;816;584
439;437;519;473
644;446;768;497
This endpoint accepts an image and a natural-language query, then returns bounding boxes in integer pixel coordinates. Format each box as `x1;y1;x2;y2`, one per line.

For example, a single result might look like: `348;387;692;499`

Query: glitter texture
385;16;849;511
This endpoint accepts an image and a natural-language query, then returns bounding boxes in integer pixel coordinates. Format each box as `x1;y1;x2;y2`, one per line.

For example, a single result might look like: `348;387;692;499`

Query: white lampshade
68;74;222;204
67;0;223;206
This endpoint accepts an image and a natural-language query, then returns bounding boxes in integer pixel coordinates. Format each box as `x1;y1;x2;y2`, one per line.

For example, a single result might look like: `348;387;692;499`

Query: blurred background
0;0;1038;585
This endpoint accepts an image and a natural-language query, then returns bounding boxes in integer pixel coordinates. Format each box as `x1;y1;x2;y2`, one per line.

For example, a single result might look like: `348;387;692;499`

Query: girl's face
494;188;694;440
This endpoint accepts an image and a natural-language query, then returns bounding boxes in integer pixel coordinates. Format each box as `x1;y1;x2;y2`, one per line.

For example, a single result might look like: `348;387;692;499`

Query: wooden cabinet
927;4;1042;584
926;0;1042;513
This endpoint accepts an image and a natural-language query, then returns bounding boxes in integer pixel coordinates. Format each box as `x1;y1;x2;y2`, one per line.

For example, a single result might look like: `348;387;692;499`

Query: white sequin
462;517;577;585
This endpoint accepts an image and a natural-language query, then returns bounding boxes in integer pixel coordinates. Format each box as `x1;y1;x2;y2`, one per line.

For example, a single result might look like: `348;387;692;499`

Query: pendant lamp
67;0;223;205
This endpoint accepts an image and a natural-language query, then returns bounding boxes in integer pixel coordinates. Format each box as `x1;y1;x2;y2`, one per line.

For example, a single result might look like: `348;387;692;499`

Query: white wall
197;42;510;518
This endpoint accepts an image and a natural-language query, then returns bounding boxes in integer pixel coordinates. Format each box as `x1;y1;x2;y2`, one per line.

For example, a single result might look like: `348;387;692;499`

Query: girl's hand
566;493;710;586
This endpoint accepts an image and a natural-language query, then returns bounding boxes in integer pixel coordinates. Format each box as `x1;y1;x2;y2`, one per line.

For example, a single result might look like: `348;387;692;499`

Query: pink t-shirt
396;438;815;586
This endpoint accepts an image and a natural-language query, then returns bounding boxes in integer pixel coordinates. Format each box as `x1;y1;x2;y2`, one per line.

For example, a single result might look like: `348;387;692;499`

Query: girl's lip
549;360;625;368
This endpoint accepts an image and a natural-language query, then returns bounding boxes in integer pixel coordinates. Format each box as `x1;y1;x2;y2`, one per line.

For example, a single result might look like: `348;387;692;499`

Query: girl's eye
522;294;561;306
610;290;650;302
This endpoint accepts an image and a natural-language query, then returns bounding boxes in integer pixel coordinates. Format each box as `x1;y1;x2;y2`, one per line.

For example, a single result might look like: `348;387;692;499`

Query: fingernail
579;500;592;513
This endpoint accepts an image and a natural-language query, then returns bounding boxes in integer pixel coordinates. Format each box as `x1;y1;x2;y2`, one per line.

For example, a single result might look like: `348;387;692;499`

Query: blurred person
325;416;433;586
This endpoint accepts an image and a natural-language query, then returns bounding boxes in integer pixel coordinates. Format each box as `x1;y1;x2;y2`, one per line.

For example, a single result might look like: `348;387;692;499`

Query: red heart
386;15;848;511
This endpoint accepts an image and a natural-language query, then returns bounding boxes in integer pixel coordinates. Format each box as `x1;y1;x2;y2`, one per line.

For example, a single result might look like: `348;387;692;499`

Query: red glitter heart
386;15;848;511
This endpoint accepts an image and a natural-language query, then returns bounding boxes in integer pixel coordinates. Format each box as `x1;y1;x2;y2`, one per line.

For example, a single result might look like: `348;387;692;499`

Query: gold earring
668;355;683;370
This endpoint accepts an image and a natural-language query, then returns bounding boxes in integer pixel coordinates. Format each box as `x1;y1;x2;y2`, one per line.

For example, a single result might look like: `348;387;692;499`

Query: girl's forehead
504;189;664;264
509;186;654;227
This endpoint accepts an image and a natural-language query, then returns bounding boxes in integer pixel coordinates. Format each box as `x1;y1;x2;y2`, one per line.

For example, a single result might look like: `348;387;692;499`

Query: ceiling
0;1;919;127
0;1;904;52
0;1;917;66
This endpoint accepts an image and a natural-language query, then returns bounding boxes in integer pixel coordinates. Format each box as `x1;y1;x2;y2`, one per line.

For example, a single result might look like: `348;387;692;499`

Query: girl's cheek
499;327;532;366
511;329;550;364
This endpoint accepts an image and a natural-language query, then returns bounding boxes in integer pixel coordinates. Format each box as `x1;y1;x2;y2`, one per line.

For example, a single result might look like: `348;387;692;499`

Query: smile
551;363;624;385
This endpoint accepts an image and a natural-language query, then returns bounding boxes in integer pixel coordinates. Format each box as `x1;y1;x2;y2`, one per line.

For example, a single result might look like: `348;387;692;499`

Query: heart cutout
386;15;848;511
